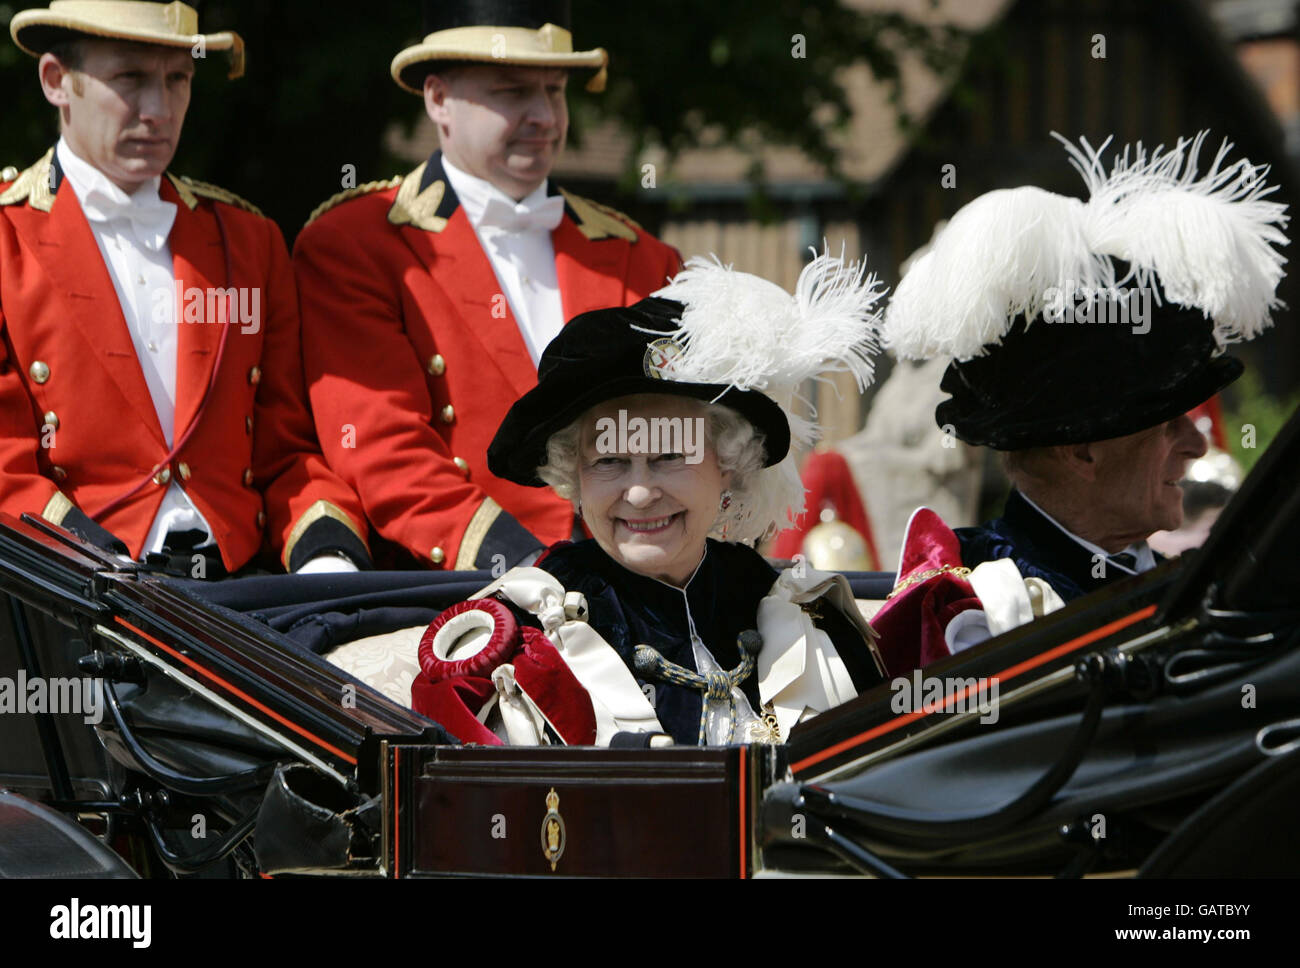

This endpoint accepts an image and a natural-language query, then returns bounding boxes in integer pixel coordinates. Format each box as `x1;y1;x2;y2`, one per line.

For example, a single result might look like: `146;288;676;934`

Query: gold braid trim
0;150;56;212
282;500;368;568
454;496;503;570
559;189;640;242
171;174;263;215
42;491;76;527
304;175;402;227
886;563;973;600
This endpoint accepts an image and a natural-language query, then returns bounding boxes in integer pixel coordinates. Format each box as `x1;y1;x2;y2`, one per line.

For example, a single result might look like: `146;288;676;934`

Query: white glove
295;553;360;575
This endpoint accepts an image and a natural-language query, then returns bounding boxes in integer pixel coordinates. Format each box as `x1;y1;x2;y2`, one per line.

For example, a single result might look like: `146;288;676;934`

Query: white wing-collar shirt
441;155;566;366
57;137;215;557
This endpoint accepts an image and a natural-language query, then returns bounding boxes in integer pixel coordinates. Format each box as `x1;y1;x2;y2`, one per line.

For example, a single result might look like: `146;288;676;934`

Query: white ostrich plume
651;248;886;545
1059;130;1290;345
650;248;884;399
883;186;1110;361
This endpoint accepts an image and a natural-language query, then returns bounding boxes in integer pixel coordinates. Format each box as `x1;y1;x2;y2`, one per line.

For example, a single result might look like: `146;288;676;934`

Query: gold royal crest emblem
540;788;566;871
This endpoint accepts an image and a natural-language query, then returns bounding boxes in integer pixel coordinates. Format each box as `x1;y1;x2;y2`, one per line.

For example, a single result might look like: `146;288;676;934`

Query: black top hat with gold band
10;1;244;79
883;132;1289;450
391;0;607;96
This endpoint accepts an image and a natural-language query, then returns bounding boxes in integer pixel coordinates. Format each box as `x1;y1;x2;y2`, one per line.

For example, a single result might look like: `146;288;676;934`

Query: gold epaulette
306;176;403;227
387;163;447;232
0;150;56;212
169;174;264;215
559;189;641;242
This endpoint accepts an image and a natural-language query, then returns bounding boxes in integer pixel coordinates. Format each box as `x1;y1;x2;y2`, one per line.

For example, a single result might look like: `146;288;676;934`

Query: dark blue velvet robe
956;489;1154;603
538;538;880;745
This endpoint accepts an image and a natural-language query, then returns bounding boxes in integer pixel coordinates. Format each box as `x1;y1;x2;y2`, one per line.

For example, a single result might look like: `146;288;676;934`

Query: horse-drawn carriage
3;408;1298;879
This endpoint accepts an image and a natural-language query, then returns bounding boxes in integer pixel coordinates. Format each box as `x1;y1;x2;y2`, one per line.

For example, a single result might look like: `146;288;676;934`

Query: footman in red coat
294;0;681;572
2;2;370;577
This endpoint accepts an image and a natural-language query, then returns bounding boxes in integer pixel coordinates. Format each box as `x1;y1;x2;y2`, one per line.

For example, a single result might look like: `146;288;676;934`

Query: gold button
257;510;267;528
153;467;171;485
1;166;18;182
453;456;469;475
50;466;67;482
248;365;262;386
42;411;59;431
29;361;50;384
245;415;253;435
427;354;446;376
430;547;445;565
440;405;455;424
178;462;191;481
243;468;254;486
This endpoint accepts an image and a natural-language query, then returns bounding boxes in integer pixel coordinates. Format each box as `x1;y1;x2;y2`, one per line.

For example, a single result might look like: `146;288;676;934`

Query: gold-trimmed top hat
10;1;245;79
391;0;607;96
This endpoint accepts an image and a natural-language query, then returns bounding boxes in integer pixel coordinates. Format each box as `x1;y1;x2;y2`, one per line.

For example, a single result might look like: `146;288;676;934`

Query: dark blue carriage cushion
162;569;496;654
162;569;898;656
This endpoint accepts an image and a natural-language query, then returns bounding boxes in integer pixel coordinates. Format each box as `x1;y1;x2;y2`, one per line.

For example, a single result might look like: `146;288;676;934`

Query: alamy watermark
50;898;150;948
0;671;102;725
890;671;1000;724
1043;280;1151;335
150;283;261;335
594;409;706;464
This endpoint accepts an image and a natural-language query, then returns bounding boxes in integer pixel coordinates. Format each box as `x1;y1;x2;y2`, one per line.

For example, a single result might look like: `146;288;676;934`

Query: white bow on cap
80;185;177;252
478;193;565;235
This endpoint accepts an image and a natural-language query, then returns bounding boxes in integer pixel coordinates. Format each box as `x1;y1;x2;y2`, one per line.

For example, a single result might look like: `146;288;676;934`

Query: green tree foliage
1223;368;1300;472
0;1;962;240
573;1;963;188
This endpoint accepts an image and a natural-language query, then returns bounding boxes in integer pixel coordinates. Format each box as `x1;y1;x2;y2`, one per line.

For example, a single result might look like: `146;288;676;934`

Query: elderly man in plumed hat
294;0;681;573
869;132;1288;674
0;1;372;577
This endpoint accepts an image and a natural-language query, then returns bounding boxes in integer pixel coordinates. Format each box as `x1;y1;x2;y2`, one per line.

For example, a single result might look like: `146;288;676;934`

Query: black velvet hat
488;297;792;487
937;294;1244;450
883;133;1288;451
391;0;607;95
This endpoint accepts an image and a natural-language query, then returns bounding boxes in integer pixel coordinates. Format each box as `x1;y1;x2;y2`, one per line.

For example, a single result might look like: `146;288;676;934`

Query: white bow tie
81;187;177;252
478;193;565;235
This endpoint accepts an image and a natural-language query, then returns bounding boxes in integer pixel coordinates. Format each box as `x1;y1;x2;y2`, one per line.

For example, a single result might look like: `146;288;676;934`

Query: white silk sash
756;567;882;741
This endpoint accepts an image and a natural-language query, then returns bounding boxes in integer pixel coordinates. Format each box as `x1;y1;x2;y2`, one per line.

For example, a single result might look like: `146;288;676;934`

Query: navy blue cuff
288;517;373;572
472;510;545;570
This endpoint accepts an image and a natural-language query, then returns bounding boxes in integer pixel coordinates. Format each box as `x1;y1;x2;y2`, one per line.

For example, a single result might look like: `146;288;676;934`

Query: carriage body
3;408;1297;879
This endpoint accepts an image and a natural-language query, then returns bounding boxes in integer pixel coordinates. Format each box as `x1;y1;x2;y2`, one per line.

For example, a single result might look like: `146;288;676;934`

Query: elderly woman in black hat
410;254;888;747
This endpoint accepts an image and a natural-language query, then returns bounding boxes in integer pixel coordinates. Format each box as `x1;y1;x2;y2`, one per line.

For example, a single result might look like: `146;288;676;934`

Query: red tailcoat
0;150;368;572
294;152;682;569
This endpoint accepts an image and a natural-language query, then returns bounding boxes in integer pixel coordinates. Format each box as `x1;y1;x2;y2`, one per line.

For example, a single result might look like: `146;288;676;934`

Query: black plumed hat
935;298;1244;449
884;133;1288;450
490;252;886;545
488;297;792;487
